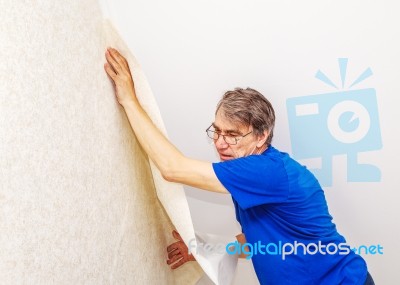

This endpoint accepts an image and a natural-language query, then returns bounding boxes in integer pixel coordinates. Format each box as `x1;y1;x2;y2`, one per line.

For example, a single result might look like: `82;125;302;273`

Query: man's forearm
122;98;184;180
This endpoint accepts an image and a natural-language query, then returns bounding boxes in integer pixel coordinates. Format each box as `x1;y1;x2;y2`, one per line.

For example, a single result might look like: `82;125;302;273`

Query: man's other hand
167;230;196;269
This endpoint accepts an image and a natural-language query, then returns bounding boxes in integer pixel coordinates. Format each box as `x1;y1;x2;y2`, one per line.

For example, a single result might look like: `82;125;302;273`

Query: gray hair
215;87;275;145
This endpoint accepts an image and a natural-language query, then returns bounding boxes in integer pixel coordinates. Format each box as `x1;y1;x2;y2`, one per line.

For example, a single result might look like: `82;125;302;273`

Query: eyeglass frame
206;124;253;145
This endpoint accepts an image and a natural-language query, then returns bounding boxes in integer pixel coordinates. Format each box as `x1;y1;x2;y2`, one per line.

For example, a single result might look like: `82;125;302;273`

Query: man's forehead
213;109;250;132
212;121;249;133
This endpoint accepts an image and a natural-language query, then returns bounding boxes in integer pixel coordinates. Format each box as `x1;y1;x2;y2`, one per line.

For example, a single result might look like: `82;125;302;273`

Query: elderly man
104;48;374;285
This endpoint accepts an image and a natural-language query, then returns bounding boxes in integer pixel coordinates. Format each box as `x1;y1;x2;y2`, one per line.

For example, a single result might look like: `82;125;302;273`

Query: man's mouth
219;153;233;160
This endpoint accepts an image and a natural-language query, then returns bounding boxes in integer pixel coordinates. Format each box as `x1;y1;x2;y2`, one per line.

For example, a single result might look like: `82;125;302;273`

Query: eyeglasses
206;124;252;145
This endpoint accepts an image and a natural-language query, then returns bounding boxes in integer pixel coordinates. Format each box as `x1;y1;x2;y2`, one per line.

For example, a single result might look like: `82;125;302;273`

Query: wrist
121;97;139;110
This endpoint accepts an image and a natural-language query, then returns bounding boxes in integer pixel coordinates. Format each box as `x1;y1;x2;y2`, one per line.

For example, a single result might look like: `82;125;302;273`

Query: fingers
168;248;181;259
107;47;130;71
170;258;187;270
167;241;180;253
105;49;122;75
104;63;116;80
167;253;190;269
167;239;187;253
166;253;182;265
112;48;129;67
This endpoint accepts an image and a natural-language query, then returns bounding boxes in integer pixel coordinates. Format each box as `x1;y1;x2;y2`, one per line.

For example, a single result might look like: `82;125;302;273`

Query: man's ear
256;130;269;148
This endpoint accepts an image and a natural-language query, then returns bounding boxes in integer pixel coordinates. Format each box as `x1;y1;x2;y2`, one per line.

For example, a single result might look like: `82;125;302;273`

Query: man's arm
104;48;228;194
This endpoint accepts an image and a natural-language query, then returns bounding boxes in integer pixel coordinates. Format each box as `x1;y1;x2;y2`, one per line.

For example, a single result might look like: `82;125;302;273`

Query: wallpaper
0;1;203;284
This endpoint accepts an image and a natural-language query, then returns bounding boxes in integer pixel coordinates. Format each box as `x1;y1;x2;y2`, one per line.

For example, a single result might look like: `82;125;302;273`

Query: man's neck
255;144;268;155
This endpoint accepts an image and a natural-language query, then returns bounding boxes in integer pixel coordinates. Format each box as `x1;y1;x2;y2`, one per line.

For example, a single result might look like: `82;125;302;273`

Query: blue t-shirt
212;146;367;285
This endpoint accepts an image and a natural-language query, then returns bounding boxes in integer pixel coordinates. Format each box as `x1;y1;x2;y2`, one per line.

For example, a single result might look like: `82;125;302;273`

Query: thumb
172;230;182;241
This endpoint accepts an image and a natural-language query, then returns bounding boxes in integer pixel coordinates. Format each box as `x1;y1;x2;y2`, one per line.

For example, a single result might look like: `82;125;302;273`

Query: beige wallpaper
0;1;202;284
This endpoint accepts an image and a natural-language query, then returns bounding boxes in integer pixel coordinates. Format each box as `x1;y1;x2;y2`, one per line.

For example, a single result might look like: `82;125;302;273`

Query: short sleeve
212;154;289;210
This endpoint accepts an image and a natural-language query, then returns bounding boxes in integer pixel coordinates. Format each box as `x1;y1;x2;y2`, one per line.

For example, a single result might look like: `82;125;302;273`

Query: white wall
105;0;400;283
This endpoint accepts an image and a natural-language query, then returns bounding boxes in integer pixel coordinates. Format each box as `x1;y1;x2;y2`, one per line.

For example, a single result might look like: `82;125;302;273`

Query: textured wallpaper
0;1;202;284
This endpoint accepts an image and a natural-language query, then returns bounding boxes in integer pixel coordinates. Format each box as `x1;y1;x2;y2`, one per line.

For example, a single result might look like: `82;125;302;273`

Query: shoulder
220;146;288;166
267;147;321;189
212;146;290;184
212;146;292;208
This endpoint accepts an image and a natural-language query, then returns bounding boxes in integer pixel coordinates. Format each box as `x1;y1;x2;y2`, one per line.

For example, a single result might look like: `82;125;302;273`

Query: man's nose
215;135;228;148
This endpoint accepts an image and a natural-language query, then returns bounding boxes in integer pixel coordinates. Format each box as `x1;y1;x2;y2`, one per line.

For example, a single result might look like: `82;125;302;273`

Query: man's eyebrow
212;123;241;134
